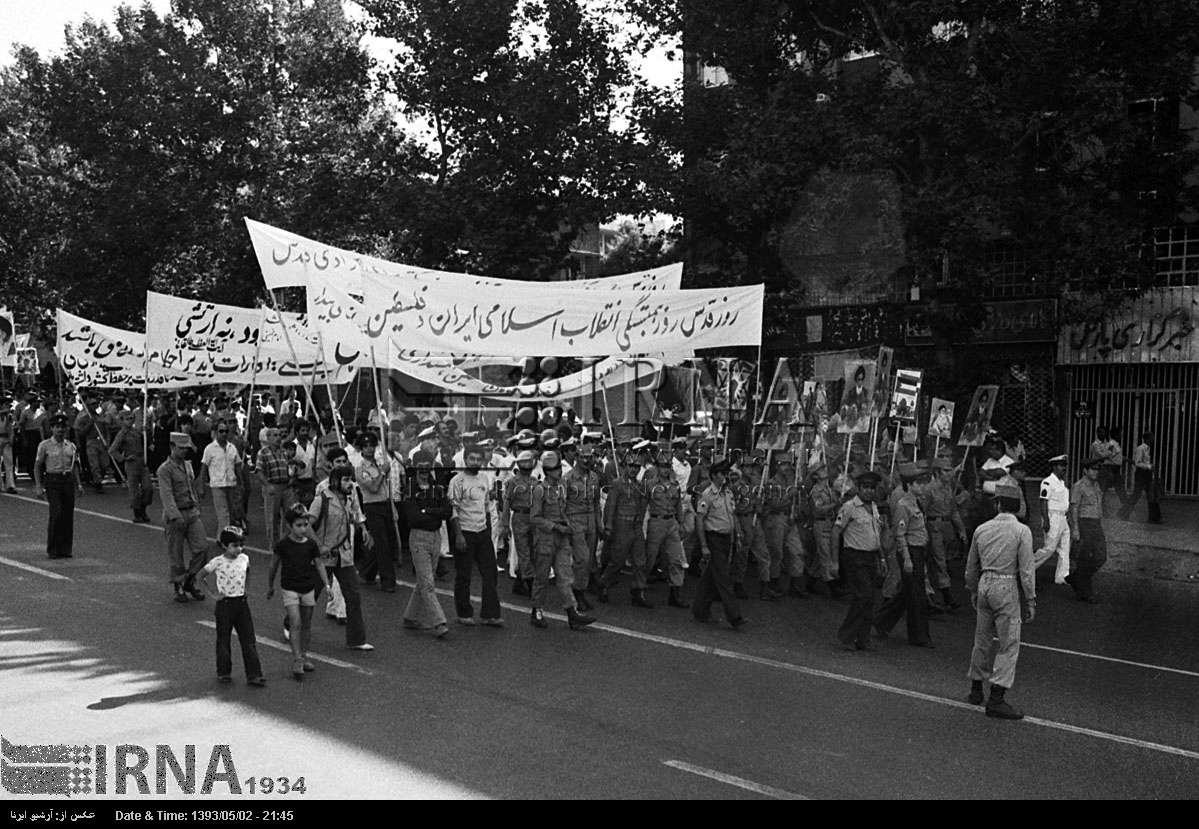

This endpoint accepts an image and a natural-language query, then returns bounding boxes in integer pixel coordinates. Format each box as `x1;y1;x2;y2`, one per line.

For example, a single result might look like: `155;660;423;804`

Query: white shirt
1134;443;1152;470
1039;472;1069;512
201;440;241;488
293;439;316;480
202;553;249;598
449;471;491;533
980;455;1013;495
672;457;692;491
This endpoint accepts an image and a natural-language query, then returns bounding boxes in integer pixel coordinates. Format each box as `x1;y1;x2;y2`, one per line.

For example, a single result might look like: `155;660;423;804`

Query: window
1154;225;1199;287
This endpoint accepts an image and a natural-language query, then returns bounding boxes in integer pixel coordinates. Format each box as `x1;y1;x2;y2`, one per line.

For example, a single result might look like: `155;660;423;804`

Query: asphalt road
2;480;1198;800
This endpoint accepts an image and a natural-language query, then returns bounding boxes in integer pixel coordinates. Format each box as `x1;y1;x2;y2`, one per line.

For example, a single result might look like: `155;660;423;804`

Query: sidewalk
1099;496;1199;583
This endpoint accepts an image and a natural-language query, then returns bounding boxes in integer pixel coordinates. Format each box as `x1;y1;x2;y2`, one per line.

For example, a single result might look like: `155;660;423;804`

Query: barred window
1154;225;1199;287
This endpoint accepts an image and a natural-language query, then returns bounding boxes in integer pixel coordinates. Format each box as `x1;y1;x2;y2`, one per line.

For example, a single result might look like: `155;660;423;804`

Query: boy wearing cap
1035;455;1071;584
35;413;84;559
1067;459;1105;602
157;431;210;602
198;526;266;686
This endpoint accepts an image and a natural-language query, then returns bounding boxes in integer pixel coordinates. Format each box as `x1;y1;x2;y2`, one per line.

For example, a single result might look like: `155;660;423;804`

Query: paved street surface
2;483;1198;800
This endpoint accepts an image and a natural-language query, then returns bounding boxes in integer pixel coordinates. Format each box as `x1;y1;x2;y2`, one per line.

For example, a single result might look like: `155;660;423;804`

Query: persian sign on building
1058;287;1199;365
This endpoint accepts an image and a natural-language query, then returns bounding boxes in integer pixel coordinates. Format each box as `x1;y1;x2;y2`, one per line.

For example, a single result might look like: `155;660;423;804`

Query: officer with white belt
1034;454;1070;584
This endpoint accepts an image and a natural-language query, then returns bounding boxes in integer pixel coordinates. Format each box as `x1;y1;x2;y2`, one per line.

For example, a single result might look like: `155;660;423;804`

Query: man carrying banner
74;393;112;492
110;410;154;523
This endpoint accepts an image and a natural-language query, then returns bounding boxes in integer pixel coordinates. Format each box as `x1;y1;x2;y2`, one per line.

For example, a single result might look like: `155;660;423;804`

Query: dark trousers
453;529;501;620
838;548;881;647
1071;519;1107;600
22;431;41;477
1120;469;1162;522
323;565;367;647
214;597;263;679
691;532;742;623
44;474;75;558
359;502;399;590
394;501;410;558
874;545;930;644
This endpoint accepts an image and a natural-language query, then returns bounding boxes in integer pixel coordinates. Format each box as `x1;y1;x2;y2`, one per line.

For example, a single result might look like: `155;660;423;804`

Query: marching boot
668;586;690;609
985;685;1024;720
573;589;593;612
967;680;985;706
940;587;961;611
733;582;749;600
828;579;847;599
768;577;786;598
759;583;780;601
806;578;830;597
566;606;596;630
530;607;548;629
787;574;808;598
631;589;654;609
172;582;189;603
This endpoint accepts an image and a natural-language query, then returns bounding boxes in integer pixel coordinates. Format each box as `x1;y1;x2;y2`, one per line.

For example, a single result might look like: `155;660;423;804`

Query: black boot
759;584;780;601
631;589;654;609
184;577;205;601
597;583;610;603
530;607;548;628
786;575;808;598
968;680;984;706
172;582;189;603
573;589;593;612
512;577;530;597
668;587;690;608
985;685;1023;720
567;606;596;630
734;582;749;600
941;587;961;611
828;580;847;599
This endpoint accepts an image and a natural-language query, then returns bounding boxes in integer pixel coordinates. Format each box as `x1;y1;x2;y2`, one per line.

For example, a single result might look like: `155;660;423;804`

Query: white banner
246;218;684;294
307;271;762;357
0;306;15;367
145;292;360;384
56;310;193;388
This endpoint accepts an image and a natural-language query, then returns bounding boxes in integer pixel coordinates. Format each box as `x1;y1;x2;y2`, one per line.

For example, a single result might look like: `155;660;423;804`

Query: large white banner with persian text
144;292;360;384
56;310;193;388
246;218;684;294
308;270;762;357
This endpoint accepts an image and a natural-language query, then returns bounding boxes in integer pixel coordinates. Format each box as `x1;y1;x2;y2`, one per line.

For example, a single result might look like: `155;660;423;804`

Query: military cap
993;483;1022;500
581;431;604;443
541;450;561;469
631;439;652;453
542;437;561;450
169;431;195;449
49;413;70;427
577;444;596;457
417;425;438;440
709;459;732;476
560;437;577;449
856;470;883;486
1049;454;1068;465
516;449;538;464
1081;457;1102;470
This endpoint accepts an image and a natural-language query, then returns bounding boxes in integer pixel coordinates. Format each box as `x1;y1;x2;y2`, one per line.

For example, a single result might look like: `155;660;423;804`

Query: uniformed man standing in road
965;483;1035;720
644;449;690;608
874;462;934;648
596;453;651;607
922;458;967;611
500;448;538;596
563;444;602;611
1034;454;1071;584
528;450;596;630
158;431;210;602
0;394;16;493
1067;458;1106;603
691;459;746;629
34;413;84;559
806;465;843;597
832;470;885;651
110;409;154;523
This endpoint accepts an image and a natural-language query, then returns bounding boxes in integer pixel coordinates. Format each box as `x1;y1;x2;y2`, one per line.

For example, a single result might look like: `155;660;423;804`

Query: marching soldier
529;451;596;630
922;458;967;611
1067;457;1106;603
1034;454;1071;584
806;465;843;597
596;453;651;607
966;483;1035;720
563;444;602;611
644;449;690;608
874;461;934;647
34;413;84;559
500;449;538;596
691;459;747;629
74;393;112;492
729;461;775;600
760;455;794;599
110;409;154;523
833;470;885;652
773;455;808;597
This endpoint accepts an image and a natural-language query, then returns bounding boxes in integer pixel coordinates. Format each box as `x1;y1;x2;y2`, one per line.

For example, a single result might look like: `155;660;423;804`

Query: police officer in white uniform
1034;454;1070;584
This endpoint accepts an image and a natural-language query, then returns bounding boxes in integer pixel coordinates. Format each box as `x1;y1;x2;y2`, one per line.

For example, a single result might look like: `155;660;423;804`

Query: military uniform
502;470;537;591
729;476;769;592
921;465;966;610
563;461;602;599
644;463;688;604
760;473;796;595
1069;472;1106;601
874;472;932;646
530;474;577;613
834;477;884;650
1034;461;1071;584
111;420;154;521
74;405;112;489
599;473;650;602
808;477;840;586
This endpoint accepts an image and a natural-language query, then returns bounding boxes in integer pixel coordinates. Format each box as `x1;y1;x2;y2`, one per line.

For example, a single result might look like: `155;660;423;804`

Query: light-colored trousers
211;486;236;535
967;574;1023;690
645;516;686;588
1034;511;1070;584
404;528;447;628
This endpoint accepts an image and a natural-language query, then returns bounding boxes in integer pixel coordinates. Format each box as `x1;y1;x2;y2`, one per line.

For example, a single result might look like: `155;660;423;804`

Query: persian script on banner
307;271;763;357
56;310;193;388
247;218;684;294
145;292;360;384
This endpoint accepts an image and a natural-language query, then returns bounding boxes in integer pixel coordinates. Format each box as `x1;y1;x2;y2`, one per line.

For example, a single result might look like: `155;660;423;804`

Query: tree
628;1;1199;331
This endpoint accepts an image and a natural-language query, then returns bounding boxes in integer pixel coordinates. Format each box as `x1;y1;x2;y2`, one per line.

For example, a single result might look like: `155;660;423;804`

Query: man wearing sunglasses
199;419;243;535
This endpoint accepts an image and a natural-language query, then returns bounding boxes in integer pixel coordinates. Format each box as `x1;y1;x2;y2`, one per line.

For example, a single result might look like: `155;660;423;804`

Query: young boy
198;526;266;686
268;505;329;680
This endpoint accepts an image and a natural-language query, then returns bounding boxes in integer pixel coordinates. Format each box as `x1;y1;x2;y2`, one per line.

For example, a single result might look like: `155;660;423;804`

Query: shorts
281;588;316;608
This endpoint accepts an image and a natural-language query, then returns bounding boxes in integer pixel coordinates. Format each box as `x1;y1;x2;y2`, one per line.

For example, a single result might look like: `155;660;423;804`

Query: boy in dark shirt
268;505;329;680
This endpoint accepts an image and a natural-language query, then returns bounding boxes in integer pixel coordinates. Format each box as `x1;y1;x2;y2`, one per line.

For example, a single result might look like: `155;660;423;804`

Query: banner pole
889;420;899;479
369;346;400;534
598;371;619;463
141;354;150;467
244;314;262;443
316;331;342;446
266;292;321;436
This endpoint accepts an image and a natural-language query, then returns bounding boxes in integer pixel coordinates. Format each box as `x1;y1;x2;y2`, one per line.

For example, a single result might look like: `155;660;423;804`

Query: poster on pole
957;385;1000;446
836;360;876;434
889;369;922;420
0;307;15;367
870;345;894;418
710;358;756;421
15;347;38;376
756;358;800;424
928;398;955;438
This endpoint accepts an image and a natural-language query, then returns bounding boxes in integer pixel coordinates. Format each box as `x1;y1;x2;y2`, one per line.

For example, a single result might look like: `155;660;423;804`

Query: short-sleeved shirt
892;491;929;547
1071;476;1103;519
449;471;491;533
37;438;78;474
201;440;241;487
258;445;290;484
273;536;322;593
1039;472;1070;512
834;496;882;552
202;553;250;598
696;484;736;534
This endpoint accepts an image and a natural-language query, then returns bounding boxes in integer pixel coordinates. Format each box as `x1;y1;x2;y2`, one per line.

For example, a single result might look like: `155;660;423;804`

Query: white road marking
194;620;373;676
662;760;807;800
1020;641;1199;679
0;556;73;581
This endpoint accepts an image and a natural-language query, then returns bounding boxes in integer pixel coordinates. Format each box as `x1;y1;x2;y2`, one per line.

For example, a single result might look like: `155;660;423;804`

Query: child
198;526;266;686
268;505;329;680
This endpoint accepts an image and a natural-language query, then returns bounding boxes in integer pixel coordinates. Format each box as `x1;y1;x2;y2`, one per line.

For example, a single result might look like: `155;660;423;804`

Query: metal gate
1066;364;1199;497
